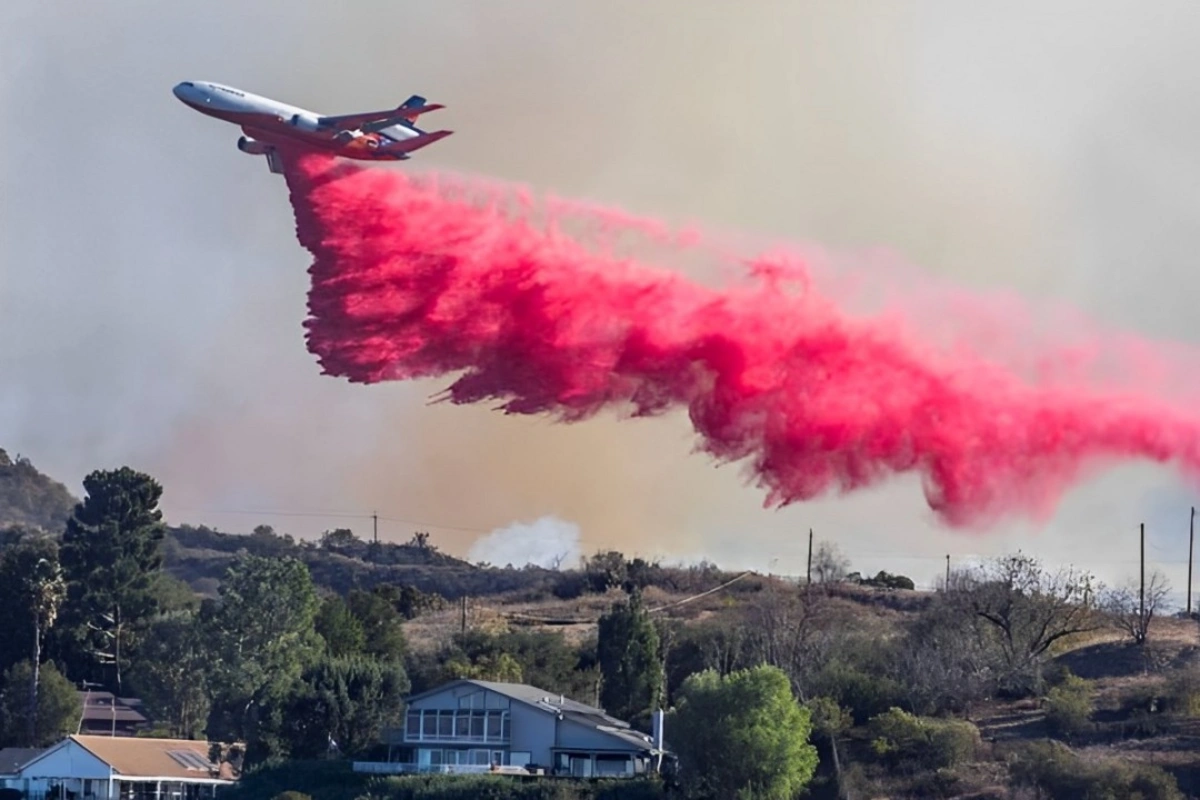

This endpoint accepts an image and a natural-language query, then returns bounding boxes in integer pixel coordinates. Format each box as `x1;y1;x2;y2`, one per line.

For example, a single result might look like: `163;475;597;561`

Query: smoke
467;515;583;569
6;2;1200;583
285;153;1200;530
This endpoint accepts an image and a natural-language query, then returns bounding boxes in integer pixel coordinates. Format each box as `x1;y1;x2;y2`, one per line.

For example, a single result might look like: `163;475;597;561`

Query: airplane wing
318;94;444;130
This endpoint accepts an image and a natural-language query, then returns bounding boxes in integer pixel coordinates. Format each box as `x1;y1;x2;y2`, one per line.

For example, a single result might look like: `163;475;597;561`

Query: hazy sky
5;1;1200;593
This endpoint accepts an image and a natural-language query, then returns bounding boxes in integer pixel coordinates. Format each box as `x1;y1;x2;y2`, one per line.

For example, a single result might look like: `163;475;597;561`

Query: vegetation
0;453;1197;799
669;665;818;800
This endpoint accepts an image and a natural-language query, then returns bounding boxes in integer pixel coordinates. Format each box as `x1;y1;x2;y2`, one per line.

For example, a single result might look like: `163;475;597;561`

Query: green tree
282;655;410;758
346;590;406;661
58;467;167;691
669;665;818;800
597;590;662;725
203;554;322;761
314;596;366;658
0;660;81;747
0;534;65;744
129;611;211;738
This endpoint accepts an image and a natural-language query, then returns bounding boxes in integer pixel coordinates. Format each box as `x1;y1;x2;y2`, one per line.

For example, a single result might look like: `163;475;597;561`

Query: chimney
652;709;664;752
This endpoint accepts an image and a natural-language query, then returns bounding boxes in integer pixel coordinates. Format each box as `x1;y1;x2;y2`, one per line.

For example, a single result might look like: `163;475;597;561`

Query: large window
404;708;511;744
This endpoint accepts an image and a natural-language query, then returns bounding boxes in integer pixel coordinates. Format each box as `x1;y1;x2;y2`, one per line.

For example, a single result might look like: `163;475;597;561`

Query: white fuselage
173;81;421;149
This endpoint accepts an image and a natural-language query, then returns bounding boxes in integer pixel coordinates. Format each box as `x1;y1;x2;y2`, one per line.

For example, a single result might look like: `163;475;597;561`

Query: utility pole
1189;507;1195;617
1140;522;1146;626
460;595;467;633
372;512;378;545
945;554;950;590
806;529;813;585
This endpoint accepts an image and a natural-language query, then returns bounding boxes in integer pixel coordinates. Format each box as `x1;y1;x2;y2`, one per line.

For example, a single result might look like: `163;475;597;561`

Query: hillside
7;452;1200;797
0;449;77;533
163;523;569;599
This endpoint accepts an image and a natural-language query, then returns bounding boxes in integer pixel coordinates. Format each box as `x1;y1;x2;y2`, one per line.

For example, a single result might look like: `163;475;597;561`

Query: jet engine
237;136;270;155
286;112;322;132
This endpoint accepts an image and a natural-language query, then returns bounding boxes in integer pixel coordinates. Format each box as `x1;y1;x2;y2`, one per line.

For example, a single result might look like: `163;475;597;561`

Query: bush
1162;669;1200;717
273;793;313;800
1008;739;1182;800
361;775;665;800
812;661;906;725
867;707;980;770
1044;670;1093;739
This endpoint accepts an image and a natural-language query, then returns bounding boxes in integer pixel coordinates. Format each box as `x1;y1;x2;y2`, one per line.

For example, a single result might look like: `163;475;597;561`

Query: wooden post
1140;522;1145;627
806;529;813;585
945;554;950;590
373;512;378;544
1189;507;1195;616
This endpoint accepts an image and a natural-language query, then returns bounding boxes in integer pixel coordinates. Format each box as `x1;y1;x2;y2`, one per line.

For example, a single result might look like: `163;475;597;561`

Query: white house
353;679;667;779
10;735;237;799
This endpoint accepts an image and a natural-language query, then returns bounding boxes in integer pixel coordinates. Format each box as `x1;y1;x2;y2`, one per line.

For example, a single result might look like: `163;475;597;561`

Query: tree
811;541;850;585
0;535;65;744
1100;571;1171;647
597;590;662;725
314;596;366;658
282;656;409;759
318;528;357;550
949;552;1101;695
670;665;818;800
895;592;997;716
58;467;167;691
129;611;211;738
807;696;853;798
202;554;322;759
345;590;406;662
0;660;81;747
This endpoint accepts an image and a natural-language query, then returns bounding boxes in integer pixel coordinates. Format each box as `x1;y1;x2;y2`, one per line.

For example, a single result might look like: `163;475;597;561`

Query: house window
438;711;454;737
422;712;438;737
406;711;421;737
486;713;501;738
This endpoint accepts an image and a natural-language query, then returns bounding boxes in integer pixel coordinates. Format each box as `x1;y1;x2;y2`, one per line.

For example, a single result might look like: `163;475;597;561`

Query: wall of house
21;742;112;781
508;702;555;768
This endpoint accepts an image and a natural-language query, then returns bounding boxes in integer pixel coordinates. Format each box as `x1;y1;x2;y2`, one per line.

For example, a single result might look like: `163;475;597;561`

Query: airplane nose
172;81;194;100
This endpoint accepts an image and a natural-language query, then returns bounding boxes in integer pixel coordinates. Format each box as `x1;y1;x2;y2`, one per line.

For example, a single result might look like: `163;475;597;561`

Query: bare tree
949;552;1102;695
812;541;851;585
1099;571;1171;646
741;585;842;698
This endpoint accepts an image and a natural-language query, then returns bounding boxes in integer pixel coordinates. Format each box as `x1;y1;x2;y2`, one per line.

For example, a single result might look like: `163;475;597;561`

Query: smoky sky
5;1;1200;591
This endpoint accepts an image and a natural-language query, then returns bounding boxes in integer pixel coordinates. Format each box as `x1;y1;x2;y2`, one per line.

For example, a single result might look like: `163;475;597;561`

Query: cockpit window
180;82;194;88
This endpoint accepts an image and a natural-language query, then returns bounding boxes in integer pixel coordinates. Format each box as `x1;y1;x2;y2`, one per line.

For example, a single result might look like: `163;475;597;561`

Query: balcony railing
352;762;541;776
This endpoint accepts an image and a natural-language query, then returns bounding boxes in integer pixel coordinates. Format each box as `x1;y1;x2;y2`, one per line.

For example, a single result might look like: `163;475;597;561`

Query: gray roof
0;747;45;775
410;680;657;752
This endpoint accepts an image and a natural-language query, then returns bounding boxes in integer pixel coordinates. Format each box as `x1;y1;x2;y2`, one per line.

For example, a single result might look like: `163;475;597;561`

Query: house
9;735;238;799
353;679;667;778
75;691;150;737
0;748;45;792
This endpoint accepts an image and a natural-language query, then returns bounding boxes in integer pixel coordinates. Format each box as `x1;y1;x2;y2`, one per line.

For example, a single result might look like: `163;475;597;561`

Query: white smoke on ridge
468;515;583;570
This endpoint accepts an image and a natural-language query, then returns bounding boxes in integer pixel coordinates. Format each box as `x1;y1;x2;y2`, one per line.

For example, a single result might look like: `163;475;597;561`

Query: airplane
172;80;452;174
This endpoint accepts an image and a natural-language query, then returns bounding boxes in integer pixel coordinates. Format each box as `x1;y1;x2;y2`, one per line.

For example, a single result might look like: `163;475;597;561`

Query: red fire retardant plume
283;153;1200;529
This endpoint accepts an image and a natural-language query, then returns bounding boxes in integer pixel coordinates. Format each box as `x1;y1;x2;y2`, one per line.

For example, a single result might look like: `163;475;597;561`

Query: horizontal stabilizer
380;129;453;155
318;95;444;130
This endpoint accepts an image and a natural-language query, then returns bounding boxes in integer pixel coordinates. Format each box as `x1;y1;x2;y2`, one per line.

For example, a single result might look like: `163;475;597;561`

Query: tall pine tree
58;467;166;691
597;589;663;727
